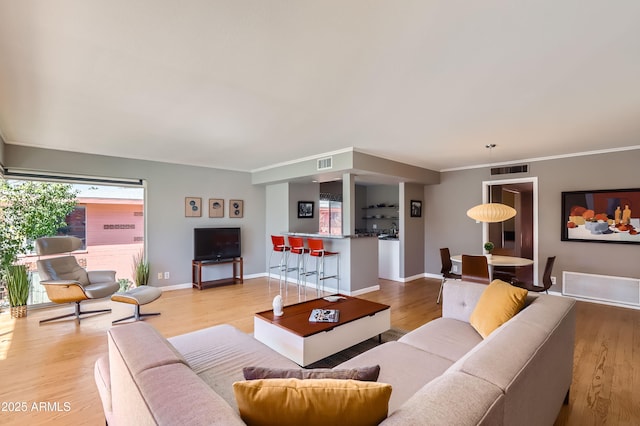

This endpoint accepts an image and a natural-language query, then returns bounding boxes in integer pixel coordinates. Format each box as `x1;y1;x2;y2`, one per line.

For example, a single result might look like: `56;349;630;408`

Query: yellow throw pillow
233;378;392;426
470;279;528;338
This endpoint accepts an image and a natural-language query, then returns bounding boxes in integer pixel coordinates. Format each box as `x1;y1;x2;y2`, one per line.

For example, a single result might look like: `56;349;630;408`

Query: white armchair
36;237;120;324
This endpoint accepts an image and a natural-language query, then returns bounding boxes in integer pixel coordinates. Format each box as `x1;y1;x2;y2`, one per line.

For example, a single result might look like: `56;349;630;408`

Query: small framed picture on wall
298;201;314;218
230;199;244;218
410;200;422;218
185;197;202;217
209;198;224;218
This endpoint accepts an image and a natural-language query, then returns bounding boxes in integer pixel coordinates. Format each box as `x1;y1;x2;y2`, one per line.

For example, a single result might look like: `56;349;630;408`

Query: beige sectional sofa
95;280;576;425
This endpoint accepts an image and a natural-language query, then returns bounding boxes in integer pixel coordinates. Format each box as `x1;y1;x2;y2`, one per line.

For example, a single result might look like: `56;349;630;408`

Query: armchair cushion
37;256;119;300
84;281;120;299
88;270;117;283
38;256;90;286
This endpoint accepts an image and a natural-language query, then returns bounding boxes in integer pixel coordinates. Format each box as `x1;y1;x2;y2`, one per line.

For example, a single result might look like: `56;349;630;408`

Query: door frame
482;176;539;285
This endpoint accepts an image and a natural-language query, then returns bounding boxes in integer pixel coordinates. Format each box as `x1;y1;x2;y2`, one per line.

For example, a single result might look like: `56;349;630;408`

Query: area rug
305;328;407;369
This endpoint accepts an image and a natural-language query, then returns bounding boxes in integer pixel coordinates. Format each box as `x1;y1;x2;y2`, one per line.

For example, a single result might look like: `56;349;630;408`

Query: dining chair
437;248;461;304
461;255;490;284
512;256;556;293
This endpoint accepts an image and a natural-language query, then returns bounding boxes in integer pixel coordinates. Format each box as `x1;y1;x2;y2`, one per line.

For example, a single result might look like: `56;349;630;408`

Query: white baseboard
424;273;443;280
349;285;381;296
400;273;426;282
157;283;192;291
158;273;265;292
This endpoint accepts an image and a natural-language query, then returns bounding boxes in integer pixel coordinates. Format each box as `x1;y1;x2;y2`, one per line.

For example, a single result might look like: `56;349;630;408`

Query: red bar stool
287;236;310;295
306;238;340;295
268;235;290;292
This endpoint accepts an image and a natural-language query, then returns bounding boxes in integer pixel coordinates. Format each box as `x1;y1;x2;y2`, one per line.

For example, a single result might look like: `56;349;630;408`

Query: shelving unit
361;205;399;220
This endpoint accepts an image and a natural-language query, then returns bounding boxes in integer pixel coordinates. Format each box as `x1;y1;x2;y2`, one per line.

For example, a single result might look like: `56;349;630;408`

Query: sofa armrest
88;270;117;283
106;322;244;425
441;280;487;323
94;356;113;425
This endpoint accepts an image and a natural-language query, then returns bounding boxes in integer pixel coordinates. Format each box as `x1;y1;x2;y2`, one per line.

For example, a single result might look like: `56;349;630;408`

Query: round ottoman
111;286;162;324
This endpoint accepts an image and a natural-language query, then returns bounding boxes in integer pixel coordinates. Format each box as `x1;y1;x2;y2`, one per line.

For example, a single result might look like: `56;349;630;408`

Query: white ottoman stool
111;286;162;324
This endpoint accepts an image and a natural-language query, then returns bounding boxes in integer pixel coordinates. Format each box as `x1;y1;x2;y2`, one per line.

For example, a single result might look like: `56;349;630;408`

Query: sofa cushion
398;317;482;361
137;363;244;425
336;341;453;414
470;279;528;338
233;378;392;426
243;365;380;381
513;293;576;333
442;280;487;322
108;322;188;376
168;324;300;411
381;372;504;426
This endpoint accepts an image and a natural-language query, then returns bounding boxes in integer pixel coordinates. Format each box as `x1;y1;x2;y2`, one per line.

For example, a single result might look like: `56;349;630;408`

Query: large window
2;179;145;306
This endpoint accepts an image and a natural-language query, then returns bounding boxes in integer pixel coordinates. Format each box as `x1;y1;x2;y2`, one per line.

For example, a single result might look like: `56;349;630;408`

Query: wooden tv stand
192;257;243;290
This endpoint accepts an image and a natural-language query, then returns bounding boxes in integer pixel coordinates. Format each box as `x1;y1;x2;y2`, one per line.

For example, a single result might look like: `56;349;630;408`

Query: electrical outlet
164;272;170;279
550;276;556;285
157;272;163;280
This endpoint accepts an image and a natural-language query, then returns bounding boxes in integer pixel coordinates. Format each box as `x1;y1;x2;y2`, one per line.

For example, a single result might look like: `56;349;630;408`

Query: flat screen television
193;227;241;261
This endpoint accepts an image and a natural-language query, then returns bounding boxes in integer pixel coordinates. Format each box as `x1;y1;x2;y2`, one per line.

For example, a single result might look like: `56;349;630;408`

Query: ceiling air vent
317;157;333;171
491;164;528;175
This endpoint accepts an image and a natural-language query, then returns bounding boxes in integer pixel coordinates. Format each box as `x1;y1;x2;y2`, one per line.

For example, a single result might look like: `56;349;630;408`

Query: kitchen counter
284;232;377;239
282;232;379;294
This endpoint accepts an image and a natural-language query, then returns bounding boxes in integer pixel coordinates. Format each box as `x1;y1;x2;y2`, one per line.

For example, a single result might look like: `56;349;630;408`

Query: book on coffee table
309;308;340;323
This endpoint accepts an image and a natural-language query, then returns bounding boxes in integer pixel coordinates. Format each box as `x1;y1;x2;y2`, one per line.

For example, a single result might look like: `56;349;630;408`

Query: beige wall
400;182;425;278
424;149;640;290
6;145;266;288
9;141;640;290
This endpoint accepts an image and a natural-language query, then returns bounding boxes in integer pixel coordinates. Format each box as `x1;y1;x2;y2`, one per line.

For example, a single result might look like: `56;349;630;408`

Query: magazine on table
309;308;340;323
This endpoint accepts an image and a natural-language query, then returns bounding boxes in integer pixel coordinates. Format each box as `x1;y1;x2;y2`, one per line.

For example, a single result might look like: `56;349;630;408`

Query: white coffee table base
254;308;390;367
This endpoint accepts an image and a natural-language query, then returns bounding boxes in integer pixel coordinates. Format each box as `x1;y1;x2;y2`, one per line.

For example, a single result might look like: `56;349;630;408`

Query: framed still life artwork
561;188;640;244
209;198;224;218
229;199;244;218
185;197;202;217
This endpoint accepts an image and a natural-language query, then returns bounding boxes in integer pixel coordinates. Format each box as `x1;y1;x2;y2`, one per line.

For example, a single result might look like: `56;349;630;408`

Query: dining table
450;254;534;281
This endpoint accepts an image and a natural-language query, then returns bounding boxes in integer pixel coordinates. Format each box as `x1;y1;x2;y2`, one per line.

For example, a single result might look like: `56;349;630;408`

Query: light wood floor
0;277;638;425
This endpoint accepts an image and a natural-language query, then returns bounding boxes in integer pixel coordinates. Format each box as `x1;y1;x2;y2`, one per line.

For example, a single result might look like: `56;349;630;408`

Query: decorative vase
272;295;284;317
10;305;27;318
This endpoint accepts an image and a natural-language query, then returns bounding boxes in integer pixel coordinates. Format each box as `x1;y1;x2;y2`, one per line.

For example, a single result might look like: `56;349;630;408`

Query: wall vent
563;271;640;306
491;164;528;175
317;157;333;170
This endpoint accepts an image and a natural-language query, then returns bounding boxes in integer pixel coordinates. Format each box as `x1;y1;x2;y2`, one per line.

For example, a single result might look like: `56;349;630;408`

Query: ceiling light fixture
466;144;517;223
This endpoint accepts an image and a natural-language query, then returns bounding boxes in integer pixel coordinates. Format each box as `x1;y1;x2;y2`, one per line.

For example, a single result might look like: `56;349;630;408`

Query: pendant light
466;144;517;223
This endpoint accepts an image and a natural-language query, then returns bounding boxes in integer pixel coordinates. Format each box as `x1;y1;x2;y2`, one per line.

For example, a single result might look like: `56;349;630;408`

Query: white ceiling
1;1;639;173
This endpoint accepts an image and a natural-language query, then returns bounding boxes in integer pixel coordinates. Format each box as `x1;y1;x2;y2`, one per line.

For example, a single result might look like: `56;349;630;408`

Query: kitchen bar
283;232;379;294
